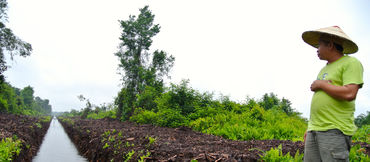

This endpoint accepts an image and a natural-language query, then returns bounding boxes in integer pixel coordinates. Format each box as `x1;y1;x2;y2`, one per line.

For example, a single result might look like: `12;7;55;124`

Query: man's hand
310;80;331;92
310;80;360;101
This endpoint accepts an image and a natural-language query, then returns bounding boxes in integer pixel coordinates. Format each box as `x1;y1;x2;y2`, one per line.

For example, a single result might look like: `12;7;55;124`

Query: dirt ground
59;117;321;161
0;113;50;162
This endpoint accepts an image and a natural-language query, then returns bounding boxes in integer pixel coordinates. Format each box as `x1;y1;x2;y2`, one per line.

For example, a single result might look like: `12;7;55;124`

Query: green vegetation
35;122;42;129
0;0;32;82
0;82;52;115
349;144;369;162
114;5;175;120
130;80;307;141
138;151;151;162
257;144;303;162
123;150;135;162
148;136;156;145
0;135;22;162
59;117;75;125
355;111;370;128
61;96;116;120
352;125;370;143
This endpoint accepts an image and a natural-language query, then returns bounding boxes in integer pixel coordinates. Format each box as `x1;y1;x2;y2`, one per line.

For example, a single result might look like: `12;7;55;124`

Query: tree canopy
0;83;52;115
0;0;32;82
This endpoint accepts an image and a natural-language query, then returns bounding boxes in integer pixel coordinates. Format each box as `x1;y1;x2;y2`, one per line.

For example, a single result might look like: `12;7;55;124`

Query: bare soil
0;113;50;162
59;117;308;162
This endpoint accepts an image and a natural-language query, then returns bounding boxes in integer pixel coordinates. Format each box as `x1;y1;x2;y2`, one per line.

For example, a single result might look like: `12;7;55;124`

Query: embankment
59;117;308;161
0;113;51;161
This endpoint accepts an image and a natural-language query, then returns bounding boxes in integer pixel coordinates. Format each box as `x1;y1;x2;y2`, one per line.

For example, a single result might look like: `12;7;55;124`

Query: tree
258;93;294;115
78;94;92;119
0;0;32;82
355;111;370;128
115;6;175;120
20;86;34;110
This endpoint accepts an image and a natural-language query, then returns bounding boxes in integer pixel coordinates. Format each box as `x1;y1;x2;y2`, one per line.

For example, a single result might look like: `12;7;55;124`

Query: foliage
190;106;307;141
130;108;187;128
114;5;175;120
135;85;161;111
0;135;22;162
0;0;32;82
355;111;370;128
349;144;369;162
0;82;52;115
352;124;369;143
87;110;116;120
138;151;151;162
130;108;158;125
258;144;303;162
258;93;295;115
156;80;208;116
66;95;117;119
130;80;308;141
78;95;92;119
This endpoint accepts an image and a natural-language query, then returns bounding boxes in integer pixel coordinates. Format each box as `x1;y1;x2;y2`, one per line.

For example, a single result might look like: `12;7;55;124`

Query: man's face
317;40;331;61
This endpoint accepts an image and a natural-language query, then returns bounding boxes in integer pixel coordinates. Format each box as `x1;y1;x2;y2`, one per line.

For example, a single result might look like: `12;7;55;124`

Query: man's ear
328;41;335;50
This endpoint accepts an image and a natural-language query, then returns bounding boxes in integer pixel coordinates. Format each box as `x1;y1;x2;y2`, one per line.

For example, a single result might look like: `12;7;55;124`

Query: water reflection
33;117;87;162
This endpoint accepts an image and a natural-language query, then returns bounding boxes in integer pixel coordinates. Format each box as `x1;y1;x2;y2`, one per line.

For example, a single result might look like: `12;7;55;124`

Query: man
302;26;364;161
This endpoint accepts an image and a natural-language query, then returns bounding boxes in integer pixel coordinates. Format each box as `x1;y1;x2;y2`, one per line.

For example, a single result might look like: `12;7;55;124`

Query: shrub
156;108;187;128
130;109;159;125
258;144;303;162
349;144;369;162
352;125;369;143
0;136;22;162
190;105;307;141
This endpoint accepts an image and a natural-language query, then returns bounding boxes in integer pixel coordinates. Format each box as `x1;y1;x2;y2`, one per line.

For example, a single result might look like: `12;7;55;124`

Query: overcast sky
4;0;370;118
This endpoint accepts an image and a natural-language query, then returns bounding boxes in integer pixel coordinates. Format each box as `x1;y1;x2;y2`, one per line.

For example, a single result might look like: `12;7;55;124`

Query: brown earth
0;113;51;162
60;117;369;162
60;117;309;162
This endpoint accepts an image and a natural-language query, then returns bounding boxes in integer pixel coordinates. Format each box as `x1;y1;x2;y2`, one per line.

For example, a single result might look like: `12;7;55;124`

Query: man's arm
310;80;360;101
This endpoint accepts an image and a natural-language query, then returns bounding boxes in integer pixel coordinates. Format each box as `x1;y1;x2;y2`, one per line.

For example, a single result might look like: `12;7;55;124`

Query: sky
4;0;370;118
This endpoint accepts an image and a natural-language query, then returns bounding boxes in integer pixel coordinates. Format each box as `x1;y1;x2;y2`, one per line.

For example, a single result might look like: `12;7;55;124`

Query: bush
130;108;187;128
258;144;303;162
130;109;159;125
156;108;187;128
87;110;116;120
349;144;369;162
352;125;369;143
190;105;307;141
355;111;370;128
135;86;161;111
0;136;22;162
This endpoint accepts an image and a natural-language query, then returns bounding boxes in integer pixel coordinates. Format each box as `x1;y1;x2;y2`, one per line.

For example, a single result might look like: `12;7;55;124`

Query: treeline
63;79;307;141
0;82;52;115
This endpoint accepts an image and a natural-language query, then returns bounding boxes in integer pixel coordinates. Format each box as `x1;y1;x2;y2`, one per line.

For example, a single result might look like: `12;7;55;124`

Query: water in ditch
33;117;87;162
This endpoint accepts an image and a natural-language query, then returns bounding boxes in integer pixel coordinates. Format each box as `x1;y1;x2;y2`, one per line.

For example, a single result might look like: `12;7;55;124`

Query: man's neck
327;53;344;64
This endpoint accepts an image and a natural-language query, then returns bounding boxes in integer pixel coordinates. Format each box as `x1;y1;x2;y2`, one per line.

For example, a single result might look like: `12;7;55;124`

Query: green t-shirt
308;56;364;136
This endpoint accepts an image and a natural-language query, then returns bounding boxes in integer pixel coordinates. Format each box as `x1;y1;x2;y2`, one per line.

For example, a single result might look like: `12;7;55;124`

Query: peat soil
60;117;369;162
0;113;51;162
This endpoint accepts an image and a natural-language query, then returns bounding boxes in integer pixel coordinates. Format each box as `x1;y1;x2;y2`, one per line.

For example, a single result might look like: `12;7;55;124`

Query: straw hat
302;26;358;54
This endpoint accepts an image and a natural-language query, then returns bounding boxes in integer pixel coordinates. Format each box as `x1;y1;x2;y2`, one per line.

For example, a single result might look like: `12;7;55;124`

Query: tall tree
20;86;34;109
115;6;175;120
0;0;32;82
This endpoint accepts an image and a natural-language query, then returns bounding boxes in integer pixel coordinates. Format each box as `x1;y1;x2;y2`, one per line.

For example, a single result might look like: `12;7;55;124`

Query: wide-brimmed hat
302;26;358;54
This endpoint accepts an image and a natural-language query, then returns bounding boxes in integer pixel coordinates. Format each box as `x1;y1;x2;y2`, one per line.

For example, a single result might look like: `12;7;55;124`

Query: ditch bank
59;117;309;161
0;113;51;162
